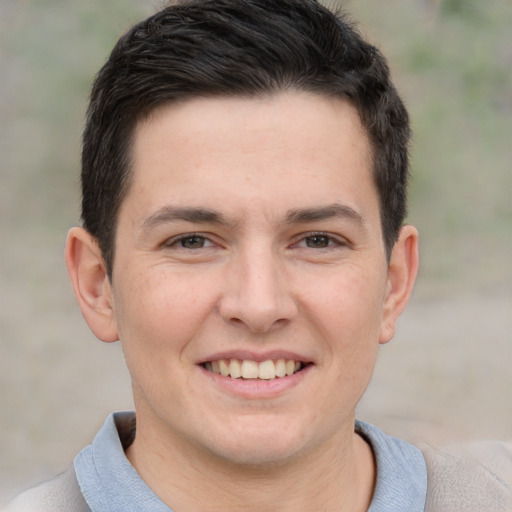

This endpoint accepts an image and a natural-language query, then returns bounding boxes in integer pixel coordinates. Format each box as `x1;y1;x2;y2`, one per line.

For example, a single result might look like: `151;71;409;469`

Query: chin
203;419;315;467
212;440;303;467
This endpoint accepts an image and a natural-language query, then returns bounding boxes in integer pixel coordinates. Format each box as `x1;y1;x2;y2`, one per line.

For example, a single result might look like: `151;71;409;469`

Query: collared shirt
74;412;427;512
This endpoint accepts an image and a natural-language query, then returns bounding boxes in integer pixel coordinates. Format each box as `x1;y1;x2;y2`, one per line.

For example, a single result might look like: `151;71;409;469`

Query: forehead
124;92;376;225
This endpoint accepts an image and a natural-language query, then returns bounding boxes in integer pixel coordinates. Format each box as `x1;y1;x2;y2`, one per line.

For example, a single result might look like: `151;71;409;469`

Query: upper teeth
204;359;302;380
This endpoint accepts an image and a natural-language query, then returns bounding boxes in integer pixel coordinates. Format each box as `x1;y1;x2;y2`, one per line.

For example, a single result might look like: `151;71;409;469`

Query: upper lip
197;350;313;365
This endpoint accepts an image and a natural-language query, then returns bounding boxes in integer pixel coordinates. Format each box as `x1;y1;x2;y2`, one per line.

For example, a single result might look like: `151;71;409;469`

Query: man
7;1;511;511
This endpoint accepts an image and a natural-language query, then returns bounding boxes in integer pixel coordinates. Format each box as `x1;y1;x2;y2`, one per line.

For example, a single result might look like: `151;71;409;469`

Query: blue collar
356;420;427;511
75;412;426;512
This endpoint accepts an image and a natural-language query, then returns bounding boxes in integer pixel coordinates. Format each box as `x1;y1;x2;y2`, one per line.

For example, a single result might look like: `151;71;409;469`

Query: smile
202;359;305;380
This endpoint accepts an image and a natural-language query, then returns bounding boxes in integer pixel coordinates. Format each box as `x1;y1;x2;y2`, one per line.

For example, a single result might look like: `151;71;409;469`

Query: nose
218;245;298;334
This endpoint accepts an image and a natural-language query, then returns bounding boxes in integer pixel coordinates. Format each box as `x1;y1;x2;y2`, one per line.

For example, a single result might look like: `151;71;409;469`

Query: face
102;92;408;465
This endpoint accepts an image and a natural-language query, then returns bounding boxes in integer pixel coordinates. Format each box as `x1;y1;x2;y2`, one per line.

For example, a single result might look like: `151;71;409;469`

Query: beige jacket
422;440;512;511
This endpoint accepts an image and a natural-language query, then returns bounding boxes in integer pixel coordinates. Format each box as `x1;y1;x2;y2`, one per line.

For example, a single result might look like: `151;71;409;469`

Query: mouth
202;358;307;380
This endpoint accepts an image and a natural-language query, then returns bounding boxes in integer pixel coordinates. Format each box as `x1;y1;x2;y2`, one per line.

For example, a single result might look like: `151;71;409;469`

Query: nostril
218;281;297;333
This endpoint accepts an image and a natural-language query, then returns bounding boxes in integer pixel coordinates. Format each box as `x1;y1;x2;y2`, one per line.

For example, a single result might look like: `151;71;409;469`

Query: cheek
305;265;386;340
111;271;207;408
112;268;215;355
301;265;386;383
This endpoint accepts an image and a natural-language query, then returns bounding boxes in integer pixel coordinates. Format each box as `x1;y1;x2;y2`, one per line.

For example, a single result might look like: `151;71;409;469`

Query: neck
126;414;375;512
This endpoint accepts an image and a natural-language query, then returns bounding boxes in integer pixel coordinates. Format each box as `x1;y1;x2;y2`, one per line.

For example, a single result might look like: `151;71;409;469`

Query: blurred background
1;0;511;504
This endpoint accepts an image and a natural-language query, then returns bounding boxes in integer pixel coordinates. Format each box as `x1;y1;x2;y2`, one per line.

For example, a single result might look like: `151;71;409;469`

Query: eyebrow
285;204;366;225
142;206;231;230
142;203;365;232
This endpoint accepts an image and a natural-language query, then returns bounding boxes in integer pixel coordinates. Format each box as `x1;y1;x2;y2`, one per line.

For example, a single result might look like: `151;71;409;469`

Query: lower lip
199;364;312;399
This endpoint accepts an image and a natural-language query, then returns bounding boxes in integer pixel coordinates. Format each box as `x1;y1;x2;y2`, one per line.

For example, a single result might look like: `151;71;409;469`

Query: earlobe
379;225;419;344
65;227;119;343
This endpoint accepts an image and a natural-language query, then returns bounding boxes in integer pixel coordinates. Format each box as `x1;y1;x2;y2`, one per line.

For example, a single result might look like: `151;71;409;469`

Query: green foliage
440;0;481;19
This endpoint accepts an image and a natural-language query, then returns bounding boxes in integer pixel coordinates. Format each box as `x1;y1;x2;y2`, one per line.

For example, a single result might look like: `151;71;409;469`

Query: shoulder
5;466;89;512
419;440;512;511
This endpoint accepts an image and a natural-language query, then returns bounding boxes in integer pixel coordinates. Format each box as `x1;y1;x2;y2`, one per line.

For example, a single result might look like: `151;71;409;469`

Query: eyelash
165;233;214;249
294;232;347;250
163;231;347;251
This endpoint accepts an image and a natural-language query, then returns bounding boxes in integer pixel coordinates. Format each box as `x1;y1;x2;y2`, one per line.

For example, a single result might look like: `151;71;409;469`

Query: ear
65;227;119;343
379;225;419;344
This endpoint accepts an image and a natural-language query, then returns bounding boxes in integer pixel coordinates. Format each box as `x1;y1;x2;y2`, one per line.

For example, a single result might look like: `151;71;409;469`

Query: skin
66;91;418;511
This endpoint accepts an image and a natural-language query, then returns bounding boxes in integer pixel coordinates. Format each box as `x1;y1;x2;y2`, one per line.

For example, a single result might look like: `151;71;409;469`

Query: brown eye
305;235;331;248
180;236;207;248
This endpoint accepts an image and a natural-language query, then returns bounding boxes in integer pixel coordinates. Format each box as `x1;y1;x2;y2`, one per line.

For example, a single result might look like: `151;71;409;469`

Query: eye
295;232;344;249
180;235;207;248
304;234;332;248
167;234;214;249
